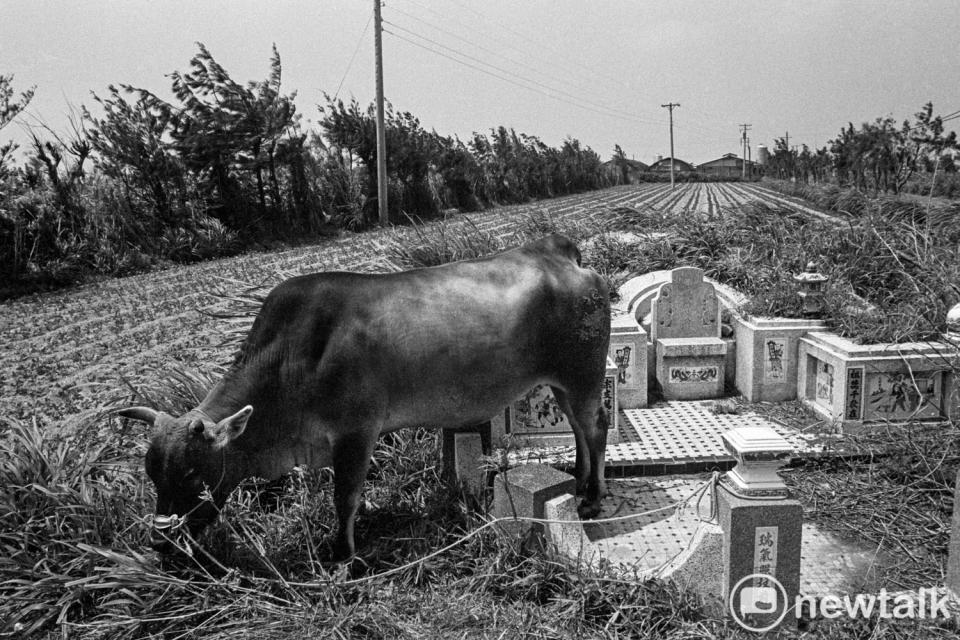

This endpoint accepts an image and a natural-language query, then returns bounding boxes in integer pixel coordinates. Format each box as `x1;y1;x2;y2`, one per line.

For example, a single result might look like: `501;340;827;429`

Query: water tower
757;144;770;166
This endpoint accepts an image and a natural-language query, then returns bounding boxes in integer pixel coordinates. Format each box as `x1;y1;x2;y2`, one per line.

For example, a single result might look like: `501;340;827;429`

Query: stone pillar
947;471;960;598
717;426;802;633
442;421;492;496
610;317;648;409
492;464;576;538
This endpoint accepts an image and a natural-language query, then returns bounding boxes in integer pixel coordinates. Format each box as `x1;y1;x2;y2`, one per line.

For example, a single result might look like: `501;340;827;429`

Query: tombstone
652;267;728;400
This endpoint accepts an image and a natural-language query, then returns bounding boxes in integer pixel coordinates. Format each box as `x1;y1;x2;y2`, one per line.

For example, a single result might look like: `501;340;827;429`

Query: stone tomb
797;331;957;427
491;357;619;447
652;267;728;400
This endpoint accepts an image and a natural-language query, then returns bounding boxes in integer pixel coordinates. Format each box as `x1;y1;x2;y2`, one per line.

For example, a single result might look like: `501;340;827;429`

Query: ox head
119;405;253;553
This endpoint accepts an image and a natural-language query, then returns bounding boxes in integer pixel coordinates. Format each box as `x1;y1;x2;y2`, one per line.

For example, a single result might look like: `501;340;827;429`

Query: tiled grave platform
509;400;826;474
589;475;882;596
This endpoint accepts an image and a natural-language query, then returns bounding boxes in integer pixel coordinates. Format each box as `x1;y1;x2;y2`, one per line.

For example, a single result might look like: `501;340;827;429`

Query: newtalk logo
730;573;953;633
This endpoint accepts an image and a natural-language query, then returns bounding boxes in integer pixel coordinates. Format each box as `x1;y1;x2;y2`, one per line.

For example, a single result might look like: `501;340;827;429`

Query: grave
797;331;957;428
651;267;728;400
490;357;620;447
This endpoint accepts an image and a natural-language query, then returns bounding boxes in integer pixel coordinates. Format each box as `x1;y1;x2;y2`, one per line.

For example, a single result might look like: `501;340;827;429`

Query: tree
127;44;303;231
0;74;36;178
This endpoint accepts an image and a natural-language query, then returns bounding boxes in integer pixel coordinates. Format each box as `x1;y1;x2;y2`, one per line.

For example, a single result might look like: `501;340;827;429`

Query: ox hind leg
330;429;379;562
551;386;609;520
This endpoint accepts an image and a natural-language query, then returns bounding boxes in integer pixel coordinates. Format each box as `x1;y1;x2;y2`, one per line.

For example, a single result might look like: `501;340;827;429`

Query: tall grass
0;371;723;638
636;197;960;343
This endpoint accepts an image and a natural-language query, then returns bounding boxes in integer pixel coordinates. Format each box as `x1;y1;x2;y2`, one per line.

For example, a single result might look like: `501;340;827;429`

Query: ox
120;234;611;559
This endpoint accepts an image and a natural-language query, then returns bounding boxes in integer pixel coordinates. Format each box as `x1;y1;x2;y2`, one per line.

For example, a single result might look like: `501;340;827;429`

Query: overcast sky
3;1;959;165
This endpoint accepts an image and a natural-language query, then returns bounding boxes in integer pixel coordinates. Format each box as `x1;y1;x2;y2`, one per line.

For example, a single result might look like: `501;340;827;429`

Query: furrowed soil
0;182;818;433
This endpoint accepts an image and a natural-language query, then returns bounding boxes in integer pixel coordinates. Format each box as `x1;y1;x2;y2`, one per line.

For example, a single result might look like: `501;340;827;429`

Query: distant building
698;153;756;178
648;157;695;173
603;158;649;183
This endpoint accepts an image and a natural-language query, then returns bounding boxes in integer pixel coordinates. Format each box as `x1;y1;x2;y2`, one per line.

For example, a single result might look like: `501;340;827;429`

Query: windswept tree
107;44;306;232
829;103;958;194
0;74;36;178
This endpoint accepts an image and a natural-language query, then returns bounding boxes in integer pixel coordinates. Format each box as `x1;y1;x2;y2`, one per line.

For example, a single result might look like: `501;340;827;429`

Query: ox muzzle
149;513;184;553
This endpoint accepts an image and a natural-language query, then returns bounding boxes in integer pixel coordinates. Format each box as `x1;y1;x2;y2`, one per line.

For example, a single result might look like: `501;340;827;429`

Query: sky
2;1;960;166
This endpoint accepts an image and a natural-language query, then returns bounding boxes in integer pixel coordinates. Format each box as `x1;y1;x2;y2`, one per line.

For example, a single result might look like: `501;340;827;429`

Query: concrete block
543;493;599;564
452;432;485;496
492;464;576;537
441;421;491;485
717;486;803;632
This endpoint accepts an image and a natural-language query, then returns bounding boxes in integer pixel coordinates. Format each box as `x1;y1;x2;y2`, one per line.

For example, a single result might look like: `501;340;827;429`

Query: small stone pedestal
492;464;576;538
717;426;801;633
442;422;492;496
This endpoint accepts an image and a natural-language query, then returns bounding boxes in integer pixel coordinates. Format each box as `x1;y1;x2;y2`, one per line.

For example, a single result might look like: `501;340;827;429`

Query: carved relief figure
615;346;632;384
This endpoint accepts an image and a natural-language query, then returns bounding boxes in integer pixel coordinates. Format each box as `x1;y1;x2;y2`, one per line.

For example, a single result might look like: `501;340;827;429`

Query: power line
384;27;655;127
386;4;645;119
333;10;374;101
383;23;664;127
393;0;662;121
439;0;630;91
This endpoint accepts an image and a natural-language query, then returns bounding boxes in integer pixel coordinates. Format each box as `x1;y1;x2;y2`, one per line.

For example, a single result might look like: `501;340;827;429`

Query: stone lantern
946;302;960;338
793;261;828;317
720;426;793;498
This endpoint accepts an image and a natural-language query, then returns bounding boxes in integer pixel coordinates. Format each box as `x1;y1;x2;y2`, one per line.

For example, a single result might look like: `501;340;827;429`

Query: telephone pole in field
374;0;388;226
739;123;752;179
661;102;680;189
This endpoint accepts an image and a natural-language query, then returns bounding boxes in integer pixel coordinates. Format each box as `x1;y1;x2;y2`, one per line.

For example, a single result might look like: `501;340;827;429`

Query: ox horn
118;406;160;425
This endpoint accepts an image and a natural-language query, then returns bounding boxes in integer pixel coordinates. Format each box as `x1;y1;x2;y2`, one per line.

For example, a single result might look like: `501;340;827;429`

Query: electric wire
386;3;643;118
333;10;375;101
383;25;665;127
393;0;662;121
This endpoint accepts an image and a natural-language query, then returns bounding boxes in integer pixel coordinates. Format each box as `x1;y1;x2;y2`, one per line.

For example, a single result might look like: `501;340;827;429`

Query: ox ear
118;406;160;425
217;405;253;443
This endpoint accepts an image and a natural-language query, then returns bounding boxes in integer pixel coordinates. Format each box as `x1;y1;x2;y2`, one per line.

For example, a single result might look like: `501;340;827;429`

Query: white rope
146;473;722;589
327;473;720;587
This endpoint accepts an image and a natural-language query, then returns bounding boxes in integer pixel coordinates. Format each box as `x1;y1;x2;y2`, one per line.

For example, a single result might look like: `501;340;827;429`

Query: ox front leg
331;430;378;562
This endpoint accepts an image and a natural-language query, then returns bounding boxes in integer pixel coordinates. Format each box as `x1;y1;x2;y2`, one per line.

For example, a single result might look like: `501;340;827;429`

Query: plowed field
0;182;830;430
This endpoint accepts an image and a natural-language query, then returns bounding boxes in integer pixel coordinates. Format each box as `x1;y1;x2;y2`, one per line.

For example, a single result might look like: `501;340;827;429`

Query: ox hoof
577;500;602;520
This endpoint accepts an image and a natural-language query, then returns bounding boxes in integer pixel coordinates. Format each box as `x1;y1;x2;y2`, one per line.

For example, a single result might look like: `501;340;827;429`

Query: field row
0;183;829;429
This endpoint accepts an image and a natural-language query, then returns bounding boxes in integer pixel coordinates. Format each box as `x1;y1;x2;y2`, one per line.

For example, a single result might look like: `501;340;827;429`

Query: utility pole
739;123;752;179
374;0;388;226
661;102;680;189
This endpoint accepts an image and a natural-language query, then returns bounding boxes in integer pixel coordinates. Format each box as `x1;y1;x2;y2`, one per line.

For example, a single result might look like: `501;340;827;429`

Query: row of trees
0;45;612;292
765;103;958;194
